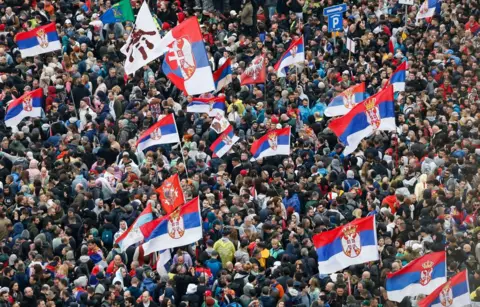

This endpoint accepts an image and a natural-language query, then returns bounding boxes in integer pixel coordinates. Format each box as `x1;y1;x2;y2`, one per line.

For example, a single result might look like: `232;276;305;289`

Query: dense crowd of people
0;0;479;306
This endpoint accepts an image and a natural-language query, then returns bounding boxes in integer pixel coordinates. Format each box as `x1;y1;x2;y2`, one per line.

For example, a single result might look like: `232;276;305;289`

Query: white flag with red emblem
121;2;164;75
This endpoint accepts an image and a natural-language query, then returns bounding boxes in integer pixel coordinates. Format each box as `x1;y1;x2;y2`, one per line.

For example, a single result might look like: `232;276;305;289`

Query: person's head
24;287;33;297
141;291;150;303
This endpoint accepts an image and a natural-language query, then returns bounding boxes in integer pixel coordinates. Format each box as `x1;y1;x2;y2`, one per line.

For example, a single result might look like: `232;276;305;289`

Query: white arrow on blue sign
323;3;348;15
328;13;343;32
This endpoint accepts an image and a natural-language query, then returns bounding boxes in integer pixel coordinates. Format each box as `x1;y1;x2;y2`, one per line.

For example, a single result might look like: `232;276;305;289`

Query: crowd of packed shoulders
0;0;479;307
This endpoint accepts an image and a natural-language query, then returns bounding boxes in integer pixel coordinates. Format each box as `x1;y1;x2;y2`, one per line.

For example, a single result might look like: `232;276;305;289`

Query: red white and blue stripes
136;114;180;151
5;88;43;128
15;23;61;58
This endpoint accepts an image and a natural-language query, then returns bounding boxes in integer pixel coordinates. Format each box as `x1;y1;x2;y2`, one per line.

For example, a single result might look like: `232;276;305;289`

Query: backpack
284;292;303;307
12;239;25;259
101;228;114;246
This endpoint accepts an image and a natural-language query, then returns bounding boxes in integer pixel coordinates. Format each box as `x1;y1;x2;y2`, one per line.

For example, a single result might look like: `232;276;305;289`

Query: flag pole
180;142;190;180
172;113;189;179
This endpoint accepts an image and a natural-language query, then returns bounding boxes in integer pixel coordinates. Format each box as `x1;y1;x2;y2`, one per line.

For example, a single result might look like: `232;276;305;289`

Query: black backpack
284;292;304;307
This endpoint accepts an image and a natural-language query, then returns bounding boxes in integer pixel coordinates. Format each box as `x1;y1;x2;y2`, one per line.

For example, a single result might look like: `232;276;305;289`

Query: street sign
323;4;348;16
328;13;343;32
399;0;414;4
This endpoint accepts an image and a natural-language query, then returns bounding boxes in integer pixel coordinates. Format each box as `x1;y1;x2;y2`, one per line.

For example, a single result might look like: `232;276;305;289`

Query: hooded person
415;173;429;201
73;275;88;301
95;178;115;201
112;267;125;289
181;283;200;307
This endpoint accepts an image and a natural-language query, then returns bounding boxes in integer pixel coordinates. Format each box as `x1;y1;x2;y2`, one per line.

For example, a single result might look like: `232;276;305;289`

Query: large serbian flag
418;270;471;307
15;23;61;58
274;36;305;77
155;174;184;214
328;85;395;155
159;17;215;95
136;114;180;151
313;216;378;274
210;125;239;158
386;251;447;302
140;197;202;255
250;127;290;160
5;88;43;128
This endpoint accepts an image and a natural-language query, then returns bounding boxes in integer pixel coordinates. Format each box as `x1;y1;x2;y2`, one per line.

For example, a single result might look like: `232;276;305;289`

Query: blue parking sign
328;14;343;32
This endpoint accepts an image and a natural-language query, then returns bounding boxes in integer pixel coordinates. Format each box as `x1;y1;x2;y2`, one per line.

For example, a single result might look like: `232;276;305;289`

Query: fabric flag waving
159;17;215;95
418;270;471;307
186;96;226;117
241;55;266;86
386;251;447;302
313;216;378;274
136;114;180;151
346;37;356;53
115;203;154;252
121;1;164;75
324;83;366;117
5;88;43;128
100;0;134;24
140;197;202;255
210;125;239;158
416;0;439;20
384;61;408;92
15;23;61;58
213;58;233;92
250;127;291;160
210;114;230;134
156;249;172;275
155;174;184;214
328;85;396;155
274;37;305;77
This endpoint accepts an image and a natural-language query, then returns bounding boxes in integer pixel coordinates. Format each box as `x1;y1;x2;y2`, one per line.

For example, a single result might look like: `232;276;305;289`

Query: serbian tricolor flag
313;216;378;274
15;23;61;58
186;96;226;117
240;55;266;86
329;85;396;155
213;58;233;92
210;125;239;158
115;203;154;252
416;0;439;20
384;61;408;92
418;270;471;307
160;17;215;95
5;88;43;128
155;174;184;214
274;36;305;77
324;83;367;117
386;251;447;302
136;114;180;151
250;127;291;160
140;197;202;255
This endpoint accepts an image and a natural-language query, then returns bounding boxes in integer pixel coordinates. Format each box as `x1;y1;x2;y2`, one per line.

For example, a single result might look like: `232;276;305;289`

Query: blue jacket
283;193;300;213
205;258;222;277
298;105;311;123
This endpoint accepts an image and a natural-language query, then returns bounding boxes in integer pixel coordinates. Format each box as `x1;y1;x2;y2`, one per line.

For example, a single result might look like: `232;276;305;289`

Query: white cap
65;19;72;24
